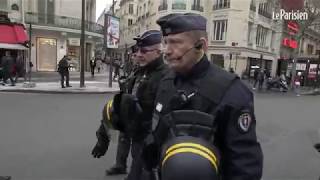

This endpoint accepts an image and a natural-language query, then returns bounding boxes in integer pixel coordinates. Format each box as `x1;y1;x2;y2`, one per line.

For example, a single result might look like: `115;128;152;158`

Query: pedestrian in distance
90;58;96;77
294;72;302;96
1;51;15;86
253;68;259;90
58;55;72;88
258;69;265;90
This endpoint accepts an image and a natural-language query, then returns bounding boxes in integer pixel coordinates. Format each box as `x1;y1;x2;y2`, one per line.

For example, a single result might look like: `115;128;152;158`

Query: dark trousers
127;140;150;180
115;132;131;168
253;79;258;88
3;71;15;85
60;72;70;87
258;80;264;90
90;66;95;77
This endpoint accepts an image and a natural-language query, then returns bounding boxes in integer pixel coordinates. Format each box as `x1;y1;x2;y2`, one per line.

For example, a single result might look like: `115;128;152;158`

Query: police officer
106;45;140;176
142;13;263;180
92;30;168;180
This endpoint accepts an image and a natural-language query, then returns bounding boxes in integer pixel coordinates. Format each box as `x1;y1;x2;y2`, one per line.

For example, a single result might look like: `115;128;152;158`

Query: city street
0;91;320;180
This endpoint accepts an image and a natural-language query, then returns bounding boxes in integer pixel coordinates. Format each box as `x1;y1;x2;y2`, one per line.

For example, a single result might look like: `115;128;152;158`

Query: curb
0;89;120;94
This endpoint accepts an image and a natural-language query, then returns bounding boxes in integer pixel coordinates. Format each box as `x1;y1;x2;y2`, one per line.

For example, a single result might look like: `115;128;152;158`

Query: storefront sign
68;38;80;46
287;21;299;35
282;38;298;49
308;64;318;78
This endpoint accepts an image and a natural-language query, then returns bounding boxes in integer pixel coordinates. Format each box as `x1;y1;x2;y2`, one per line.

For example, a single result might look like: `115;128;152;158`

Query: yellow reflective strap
106;99;113;122
162;147;218;172
166;143;217;162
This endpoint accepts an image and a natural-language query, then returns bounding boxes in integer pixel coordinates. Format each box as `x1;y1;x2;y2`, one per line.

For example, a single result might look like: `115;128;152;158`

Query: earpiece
194;41;203;50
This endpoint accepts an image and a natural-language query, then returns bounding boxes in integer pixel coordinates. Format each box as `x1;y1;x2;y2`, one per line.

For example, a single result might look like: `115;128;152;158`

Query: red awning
0;23;29;44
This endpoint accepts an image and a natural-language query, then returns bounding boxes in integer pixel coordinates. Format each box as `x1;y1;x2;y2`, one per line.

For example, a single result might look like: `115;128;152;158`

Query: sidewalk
242;79;318;96
0;71;120;94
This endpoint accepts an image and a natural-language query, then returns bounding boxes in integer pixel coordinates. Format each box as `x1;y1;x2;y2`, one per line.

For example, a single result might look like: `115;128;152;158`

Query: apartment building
103;0;320;79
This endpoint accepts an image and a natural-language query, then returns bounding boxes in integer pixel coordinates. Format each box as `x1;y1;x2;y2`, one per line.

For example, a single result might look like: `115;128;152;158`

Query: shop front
0;18;29;79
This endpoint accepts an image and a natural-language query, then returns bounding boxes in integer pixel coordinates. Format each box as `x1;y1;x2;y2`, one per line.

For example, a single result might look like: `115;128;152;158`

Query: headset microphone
175;41;203;60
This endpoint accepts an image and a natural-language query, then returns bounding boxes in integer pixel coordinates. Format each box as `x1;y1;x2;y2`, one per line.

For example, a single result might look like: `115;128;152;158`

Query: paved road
0;92;319;180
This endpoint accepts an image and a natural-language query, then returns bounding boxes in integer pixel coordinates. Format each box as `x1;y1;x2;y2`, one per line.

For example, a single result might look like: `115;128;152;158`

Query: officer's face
135;45;161;67
131;53;138;65
163;32;201;73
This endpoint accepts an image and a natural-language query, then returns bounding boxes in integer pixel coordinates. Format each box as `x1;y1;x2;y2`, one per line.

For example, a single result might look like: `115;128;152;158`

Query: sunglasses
137;48;159;54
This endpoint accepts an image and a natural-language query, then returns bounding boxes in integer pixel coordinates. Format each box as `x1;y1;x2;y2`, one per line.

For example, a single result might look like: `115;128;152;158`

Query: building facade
109;0;279;77
2;0;104;72
275;0;320;86
103;0;319;79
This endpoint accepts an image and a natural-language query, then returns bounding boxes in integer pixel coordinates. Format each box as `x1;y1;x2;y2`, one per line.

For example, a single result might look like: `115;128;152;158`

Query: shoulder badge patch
238;112;252;132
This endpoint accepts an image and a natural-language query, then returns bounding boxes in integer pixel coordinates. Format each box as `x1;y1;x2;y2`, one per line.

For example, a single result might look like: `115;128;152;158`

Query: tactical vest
152;63;238;146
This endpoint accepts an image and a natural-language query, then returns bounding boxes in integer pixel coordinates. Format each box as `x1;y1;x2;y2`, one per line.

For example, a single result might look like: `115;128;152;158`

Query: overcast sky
96;0;112;20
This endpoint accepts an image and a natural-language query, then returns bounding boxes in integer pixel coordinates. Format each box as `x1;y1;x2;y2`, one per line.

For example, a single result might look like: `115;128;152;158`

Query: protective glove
91;122;110;158
141;134;160;171
91;140;109;158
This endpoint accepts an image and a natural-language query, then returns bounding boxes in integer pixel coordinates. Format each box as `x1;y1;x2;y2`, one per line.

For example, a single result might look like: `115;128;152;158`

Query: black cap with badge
156;13;207;36
133;30;162;47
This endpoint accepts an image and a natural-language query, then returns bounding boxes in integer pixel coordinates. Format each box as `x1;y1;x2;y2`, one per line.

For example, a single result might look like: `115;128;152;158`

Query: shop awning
0;43;28;50
0;23;29;48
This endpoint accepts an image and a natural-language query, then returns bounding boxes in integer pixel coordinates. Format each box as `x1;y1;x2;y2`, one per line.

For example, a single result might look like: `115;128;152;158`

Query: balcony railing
172;3;186;10
25;12;104;35
258;10;272;19
191;5;204;12
213;2;230;10
158;4;168;11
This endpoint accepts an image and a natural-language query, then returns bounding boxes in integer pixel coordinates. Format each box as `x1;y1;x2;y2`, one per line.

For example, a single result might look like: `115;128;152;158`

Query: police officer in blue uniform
106;45;140;176
142;13;263;180
92;30;168;180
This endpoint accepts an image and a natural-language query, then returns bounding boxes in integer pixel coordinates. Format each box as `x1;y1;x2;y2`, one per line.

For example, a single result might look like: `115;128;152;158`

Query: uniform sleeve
215;80;263;180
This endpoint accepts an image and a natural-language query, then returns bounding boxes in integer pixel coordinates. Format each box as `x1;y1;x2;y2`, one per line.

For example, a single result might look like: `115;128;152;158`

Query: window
128;19;133;26
247;22;253;45
213;0;230;10
172;0;186;10
0;0;8;11
211;54;224;68
256;25;268;47
159;0;168;11
258;2;272;18
307;44;314;55
192;0;203;11
212;20;228;41
250;0;256;11
129;4;134;14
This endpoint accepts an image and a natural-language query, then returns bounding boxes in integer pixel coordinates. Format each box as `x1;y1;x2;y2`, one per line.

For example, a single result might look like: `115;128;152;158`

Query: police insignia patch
238;113;252;132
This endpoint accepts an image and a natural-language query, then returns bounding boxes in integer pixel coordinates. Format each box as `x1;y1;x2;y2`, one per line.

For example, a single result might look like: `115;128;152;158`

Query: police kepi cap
131;44;138;53
157;13;207;36
133;30;162;47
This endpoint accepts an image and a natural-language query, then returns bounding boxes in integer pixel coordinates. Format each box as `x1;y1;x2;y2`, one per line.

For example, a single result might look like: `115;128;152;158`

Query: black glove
91;122;110;158
142;134;160;171
91;140;109;158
